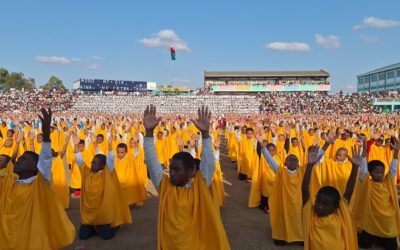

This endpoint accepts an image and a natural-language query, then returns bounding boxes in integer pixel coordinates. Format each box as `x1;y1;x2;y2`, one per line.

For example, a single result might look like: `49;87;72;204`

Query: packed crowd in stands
1;88;400;115
0;89;78;113
204;79;329;88
258;92;382;114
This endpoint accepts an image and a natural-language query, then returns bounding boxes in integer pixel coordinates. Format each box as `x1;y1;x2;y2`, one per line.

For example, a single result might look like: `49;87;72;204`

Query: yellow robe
0;173;75;249
303;199;357;250
51;155;70;209
269;166;304;242
368;144;389;174
157;172;230;250
354;173;400;238
80;164;132;227
115;154;147;205
238;137;256;177
260;154;281;197
155;138;168;166
210;161;225;208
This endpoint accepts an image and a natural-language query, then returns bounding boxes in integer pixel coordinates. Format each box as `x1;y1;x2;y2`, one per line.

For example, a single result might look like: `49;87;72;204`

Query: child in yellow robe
302;145;359;250
115;143;147;206
74;135;132;240
155;131;168;167
143;104;230;250
354;138;400;250
237;127;257;181
256;131;311;245
0;108;75;249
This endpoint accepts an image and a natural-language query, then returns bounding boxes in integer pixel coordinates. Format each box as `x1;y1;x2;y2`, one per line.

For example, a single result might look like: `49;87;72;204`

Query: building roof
204;70;329;78
357;62;400;77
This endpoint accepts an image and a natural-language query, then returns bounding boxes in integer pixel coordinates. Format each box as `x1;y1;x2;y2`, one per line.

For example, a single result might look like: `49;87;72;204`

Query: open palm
191;105;211;133
143;105;161;131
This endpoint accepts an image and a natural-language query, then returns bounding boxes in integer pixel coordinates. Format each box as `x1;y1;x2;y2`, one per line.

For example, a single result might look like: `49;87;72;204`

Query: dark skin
144;104;211;186
302;145;361;217
370;136;400;182
13;108;52;179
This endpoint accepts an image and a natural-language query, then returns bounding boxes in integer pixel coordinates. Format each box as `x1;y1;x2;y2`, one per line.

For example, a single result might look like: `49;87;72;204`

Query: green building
357;63;400;93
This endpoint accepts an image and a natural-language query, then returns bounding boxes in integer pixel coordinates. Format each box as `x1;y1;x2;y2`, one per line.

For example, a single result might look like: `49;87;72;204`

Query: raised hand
349;146;362;166
255;132;264;144
307;145;320;166
324;130;336;144
190;105;211;138
143;105;161;136
39;108;52;142
28;131;36;141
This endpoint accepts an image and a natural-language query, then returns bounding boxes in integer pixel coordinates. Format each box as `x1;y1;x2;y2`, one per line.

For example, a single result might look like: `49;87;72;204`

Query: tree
0;68;35;90
41;75;66;90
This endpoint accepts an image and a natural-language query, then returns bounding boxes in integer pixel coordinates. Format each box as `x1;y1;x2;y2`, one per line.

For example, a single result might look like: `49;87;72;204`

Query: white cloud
87;64;98;70
91;56;104;60
315;34;340;48
172;78;192;83
360;34;380;43
140;29;191;52
265;42;310;52
353;16;400;29
35;56;70;64
71;58;82;62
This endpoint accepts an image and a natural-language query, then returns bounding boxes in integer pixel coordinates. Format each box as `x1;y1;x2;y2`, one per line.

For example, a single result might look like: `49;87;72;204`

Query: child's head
7;129;15;138
367;160;385;182
291;137;299;147
91;154;106;173
116;143;128;160
78;140;85;152
157;131;163;139
96;134;104;144
246;128;254;139
334;148;348;162
278;134;286;141
129;138;137;148
315;186;340;217
169;152;196;186
13;151;39;179
37;134;43;143
0;154;11;169
284;154;299;170
266;143;276;156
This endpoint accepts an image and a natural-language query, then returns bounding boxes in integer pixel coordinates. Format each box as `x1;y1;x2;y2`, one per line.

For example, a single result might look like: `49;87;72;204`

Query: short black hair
94;154;107;165
194;158;201;170
246;128;254;133
367;160;385;173
117;143;128;151
172;152;195;170
79;139;85;145
266;143;276;149
97;134;104;140
317;186;340;208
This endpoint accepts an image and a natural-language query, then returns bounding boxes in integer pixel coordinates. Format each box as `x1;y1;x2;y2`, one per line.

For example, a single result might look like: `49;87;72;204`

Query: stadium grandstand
204;70;330;94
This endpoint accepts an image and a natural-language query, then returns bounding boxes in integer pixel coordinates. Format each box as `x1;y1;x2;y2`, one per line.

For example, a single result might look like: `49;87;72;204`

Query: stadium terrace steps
70;95;260;114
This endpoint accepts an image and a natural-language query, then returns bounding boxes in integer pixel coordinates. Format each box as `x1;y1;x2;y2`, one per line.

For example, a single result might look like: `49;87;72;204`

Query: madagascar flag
170;47;176;60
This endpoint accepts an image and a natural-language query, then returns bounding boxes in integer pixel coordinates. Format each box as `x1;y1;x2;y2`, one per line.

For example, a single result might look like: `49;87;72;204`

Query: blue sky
1;0;399;92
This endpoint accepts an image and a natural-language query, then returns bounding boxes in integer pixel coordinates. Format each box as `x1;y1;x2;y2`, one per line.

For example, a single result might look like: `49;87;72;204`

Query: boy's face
97;135;104;144
91;156;104;173
246;130;253;139
169;159;194;186
117;147;127;160
335;149;348;162
278;134;285;141
78;143;85;152
291;138;299;147
157;132;163;139
314;194;338;217
267;145;276;156
37;134;43;143
370;165;385;182
7;130;14;138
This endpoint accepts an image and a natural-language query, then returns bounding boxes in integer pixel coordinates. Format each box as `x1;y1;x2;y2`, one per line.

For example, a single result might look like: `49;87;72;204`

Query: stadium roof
204;70;329;78
357;62;400;77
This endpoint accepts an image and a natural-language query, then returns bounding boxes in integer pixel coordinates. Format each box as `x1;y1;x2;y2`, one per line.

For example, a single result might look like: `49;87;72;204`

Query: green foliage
0;67;35;90
41;75;66;90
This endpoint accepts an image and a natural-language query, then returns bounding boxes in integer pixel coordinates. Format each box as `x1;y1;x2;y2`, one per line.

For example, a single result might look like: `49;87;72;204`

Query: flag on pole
170;47;176;60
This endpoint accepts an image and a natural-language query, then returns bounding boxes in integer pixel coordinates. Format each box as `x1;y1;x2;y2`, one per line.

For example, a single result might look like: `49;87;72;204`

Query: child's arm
256;133;278;173
389;137;400;177
191;106;215;187
344;147;362;202
143;105;163;189
302;145;320;206
37;109;53;182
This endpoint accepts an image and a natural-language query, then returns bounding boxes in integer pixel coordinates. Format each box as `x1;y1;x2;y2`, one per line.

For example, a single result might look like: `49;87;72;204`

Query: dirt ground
65;139;380;250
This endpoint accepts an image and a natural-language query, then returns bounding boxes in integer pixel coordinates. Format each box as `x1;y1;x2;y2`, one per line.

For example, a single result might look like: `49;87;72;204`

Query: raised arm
37;108;53;182
191;106;215;187
302;145;320;206
143;105;163;189
344;146;362;202
256;133;278;173
389;137;400;177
